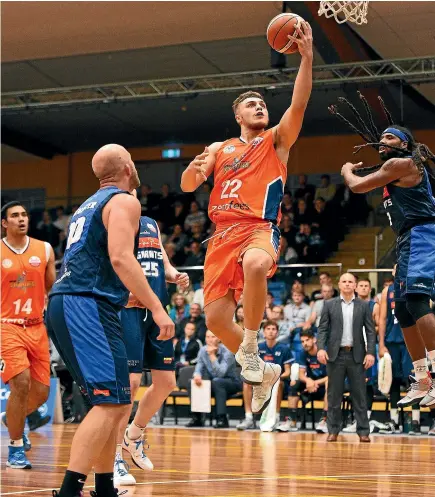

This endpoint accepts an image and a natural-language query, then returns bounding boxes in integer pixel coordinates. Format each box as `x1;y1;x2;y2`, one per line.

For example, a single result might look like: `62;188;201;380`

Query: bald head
92;144;140;190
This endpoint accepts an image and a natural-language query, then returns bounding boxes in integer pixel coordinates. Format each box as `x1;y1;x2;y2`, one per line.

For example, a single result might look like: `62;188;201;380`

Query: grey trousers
326;349;369;436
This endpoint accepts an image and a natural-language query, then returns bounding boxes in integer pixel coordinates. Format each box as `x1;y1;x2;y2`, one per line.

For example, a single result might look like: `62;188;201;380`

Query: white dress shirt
340;294;355;347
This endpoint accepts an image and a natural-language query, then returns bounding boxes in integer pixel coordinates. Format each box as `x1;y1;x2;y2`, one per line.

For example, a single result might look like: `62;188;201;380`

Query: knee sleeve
406;294;432;322
394;300;416;328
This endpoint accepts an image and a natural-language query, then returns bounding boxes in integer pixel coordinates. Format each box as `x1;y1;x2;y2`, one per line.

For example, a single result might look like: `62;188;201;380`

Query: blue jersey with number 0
50;186;135;307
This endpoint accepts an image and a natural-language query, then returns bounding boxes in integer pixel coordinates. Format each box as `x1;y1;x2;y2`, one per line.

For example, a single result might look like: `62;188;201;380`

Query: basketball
266;13;304;54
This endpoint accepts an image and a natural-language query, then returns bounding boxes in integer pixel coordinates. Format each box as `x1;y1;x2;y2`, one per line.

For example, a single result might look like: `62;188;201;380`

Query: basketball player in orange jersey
1;201;56;469
181;22;313;414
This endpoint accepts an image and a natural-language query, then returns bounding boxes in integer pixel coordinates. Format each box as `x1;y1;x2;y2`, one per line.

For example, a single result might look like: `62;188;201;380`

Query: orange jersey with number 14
208;129;287;225
1;237;49;325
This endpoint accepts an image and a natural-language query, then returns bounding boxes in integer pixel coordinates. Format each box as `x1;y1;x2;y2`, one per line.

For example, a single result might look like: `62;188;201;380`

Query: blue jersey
368;300;376;314
298;349;327;380
135;216;168;307
383;166;435;236
385;284;404;344
51;187;135;307
258;342;293;373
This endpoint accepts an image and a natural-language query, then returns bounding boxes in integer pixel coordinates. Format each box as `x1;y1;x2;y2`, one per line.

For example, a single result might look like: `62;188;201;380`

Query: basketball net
318;1;369;25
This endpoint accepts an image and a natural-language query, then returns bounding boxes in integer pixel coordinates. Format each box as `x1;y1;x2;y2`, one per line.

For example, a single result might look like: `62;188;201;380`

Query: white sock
412;409;421;423
367;410;372;419
116;444;123;457
390;408;399;425
413;358;428;380
127;422;145;440
9;439;23;447
246;412;253;421
242;328;259;353
275;413;280;424
428;350;435;373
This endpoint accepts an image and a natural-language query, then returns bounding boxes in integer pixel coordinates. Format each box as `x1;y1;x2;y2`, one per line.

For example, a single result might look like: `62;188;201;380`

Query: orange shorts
1;322;50;386
203;221;281;307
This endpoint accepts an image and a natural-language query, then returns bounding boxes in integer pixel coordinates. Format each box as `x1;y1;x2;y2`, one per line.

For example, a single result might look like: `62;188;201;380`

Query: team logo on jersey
163;357;174;365
251;136;264;147
139;237;161;249
211;201;250;212
2;259;12;269
147;223;157;233
223;145;236;154
275;351;282;356
29;256;41;267
93;389;110;397
224;161;250;173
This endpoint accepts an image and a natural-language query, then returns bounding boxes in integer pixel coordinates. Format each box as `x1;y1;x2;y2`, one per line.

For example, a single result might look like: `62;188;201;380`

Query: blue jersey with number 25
135;216;168;307
50;186;134;307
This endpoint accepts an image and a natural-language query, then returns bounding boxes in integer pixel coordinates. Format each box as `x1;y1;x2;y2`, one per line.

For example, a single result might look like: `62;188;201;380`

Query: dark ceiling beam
1;126;67;159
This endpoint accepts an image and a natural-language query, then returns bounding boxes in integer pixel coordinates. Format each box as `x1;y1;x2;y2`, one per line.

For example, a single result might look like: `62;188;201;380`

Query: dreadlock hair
328;93;435;190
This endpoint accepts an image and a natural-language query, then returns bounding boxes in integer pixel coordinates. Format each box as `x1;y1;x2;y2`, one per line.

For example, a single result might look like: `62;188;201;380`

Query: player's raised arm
181;142;221;192
104;194;171;329
342;157;412;193
274;21;313;151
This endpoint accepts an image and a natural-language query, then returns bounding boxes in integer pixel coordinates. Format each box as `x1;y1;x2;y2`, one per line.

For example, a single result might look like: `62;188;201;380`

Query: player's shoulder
28;237;47;250
107;191;139;209
211;140;230;153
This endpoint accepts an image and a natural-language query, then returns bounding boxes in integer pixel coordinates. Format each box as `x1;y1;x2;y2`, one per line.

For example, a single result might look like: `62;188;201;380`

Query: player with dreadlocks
329;92;435;409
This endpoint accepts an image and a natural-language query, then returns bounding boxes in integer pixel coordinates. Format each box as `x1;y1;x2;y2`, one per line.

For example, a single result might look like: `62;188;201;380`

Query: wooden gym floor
1;424;434;496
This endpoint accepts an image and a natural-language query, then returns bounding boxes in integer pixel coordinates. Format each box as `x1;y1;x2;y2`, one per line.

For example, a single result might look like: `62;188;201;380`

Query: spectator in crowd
293;199;313;227
184;200;207;231
169;293;190;324
270;305;292;343
294;174;315;204
176;303;207;343
237;321;293;431
235;305;244;328
334;183;371;226
280;192;294;218
53;205;70;234
193;279;205;310
315;174;336;203
156;183;175;227
280;214;297;248
278;330;328;432
311;272;339;302
297;224;326;263
184;242;205;282
166;224;189;264
169;201;187;229
289;280;311;305
187;331;242;428
195;182;212;211
37;210;62;249
317;273;375;443
304;284;335;330
188;222;205;245
277;237;298;265
264;291;275;320
284;291;312;356
175;281;195;304
164;242;177;266
137;184;159;215
174;322;203;376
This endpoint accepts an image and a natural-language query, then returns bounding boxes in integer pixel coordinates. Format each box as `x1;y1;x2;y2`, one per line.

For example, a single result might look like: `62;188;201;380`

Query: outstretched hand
288;20;313;58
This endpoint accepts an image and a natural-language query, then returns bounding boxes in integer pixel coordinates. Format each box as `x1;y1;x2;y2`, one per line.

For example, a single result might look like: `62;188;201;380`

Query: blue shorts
395;224;435;301
120;307;175;373
46;295;131;406
387;342;413;379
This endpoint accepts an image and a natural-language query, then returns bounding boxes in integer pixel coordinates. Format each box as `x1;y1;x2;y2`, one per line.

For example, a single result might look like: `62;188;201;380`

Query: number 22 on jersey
221;179;242;199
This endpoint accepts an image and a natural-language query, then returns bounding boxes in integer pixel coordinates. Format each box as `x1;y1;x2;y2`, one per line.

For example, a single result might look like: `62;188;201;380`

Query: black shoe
408;421;421;436
90;490;127;496
215;415;229;429
186;415;204;428
27;411;51;431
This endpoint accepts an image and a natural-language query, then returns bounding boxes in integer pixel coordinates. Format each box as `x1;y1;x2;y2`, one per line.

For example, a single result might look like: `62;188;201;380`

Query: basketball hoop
318;1;369;25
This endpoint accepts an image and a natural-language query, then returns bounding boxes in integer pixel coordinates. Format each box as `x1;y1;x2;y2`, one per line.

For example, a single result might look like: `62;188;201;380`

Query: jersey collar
2;236;30;255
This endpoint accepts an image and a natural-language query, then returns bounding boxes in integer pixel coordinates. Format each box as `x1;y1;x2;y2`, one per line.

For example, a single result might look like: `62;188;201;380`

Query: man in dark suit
317;273;376;442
